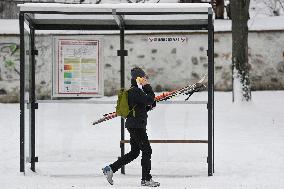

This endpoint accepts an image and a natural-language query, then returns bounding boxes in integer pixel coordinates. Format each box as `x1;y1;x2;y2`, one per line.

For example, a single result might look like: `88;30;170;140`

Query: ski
92;75;206;126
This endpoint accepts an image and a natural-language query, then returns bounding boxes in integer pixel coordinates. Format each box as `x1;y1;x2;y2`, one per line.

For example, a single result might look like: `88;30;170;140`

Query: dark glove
146;101;156;111
152;100;156;108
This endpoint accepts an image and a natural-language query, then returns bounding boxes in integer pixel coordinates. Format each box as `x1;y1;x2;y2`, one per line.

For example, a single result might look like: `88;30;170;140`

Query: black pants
110;128;152;181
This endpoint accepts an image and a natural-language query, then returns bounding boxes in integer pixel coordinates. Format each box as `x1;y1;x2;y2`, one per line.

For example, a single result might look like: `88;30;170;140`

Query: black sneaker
141;179;160;187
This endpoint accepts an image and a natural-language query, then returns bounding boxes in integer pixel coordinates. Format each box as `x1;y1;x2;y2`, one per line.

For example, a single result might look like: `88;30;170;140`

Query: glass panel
24;27;30;168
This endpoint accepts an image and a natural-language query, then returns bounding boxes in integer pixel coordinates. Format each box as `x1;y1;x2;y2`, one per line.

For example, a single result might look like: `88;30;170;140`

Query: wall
0;30;284;102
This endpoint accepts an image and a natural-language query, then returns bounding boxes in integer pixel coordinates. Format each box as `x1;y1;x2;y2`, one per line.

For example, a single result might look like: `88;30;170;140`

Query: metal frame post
212;23;215;174
119;28;126;174
19;12;25;173
29;26;37;172
207;9;214;176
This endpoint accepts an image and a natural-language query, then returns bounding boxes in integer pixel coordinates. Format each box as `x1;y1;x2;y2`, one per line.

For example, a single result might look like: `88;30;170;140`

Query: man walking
102;67;160;187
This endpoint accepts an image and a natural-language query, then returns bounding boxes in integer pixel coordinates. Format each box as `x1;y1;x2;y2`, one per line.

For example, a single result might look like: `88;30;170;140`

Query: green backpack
116;88;135;118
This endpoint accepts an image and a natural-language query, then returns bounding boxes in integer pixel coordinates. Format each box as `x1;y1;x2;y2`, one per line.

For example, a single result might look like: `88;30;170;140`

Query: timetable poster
57;39;101;96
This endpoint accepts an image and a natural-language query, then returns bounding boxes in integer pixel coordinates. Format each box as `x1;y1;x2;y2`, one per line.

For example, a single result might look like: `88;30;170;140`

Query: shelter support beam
19;12;25;173
112;9;125;29
207;9;214;176
118;27;127;175
212;20;215;174
24;13;35;28
33;24;208;31
121;140;208;144
29;27;38;172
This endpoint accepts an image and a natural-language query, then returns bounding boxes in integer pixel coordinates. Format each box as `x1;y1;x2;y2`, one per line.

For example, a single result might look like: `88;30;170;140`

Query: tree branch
278;0;284;9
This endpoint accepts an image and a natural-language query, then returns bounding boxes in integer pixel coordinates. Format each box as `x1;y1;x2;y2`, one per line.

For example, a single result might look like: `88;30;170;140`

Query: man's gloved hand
152;100;156;108
146;101;156;111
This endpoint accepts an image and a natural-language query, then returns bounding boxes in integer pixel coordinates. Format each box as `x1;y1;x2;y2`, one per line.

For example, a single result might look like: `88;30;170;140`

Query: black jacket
125;79;155;128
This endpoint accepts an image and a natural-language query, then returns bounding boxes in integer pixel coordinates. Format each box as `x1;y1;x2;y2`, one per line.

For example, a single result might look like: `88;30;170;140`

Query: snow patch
1;91;284;188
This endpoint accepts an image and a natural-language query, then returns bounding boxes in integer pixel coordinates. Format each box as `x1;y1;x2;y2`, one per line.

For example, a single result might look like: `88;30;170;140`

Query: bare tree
231;0;251;101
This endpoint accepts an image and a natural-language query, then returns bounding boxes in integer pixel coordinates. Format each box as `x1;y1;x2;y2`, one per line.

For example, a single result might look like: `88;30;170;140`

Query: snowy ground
0;91;284;188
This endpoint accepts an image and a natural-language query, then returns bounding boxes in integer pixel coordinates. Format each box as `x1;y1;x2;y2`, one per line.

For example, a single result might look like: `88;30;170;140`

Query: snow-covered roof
17;3;213;31
18;3;211;13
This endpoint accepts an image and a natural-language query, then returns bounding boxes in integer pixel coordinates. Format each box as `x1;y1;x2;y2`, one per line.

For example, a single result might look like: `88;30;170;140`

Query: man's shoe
102;165;114;185
141;179;160;187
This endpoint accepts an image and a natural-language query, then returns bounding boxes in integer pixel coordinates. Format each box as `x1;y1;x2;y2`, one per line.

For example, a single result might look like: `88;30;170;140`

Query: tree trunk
231;0;251;102
0;1;19;19
211;0;224;19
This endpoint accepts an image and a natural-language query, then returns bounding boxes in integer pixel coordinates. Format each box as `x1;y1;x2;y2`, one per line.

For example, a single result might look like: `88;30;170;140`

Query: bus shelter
18;2;214;176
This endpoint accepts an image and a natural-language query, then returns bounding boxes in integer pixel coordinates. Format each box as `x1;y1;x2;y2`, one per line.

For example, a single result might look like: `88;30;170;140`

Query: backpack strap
128;87;137;117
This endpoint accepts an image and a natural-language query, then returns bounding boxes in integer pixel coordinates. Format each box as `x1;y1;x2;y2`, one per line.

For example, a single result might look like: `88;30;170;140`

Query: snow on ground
0;91;284;188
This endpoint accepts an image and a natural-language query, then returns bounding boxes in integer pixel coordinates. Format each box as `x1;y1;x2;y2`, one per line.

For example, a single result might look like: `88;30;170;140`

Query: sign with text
148;36;188;43
53;37;103;97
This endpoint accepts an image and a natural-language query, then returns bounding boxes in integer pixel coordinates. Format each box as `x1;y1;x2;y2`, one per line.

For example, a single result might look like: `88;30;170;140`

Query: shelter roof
18;3;213;30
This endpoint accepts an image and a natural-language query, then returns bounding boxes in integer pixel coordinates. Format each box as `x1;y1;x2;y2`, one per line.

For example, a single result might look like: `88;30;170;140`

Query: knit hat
131;67;146;79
